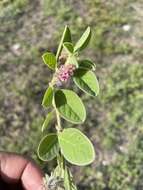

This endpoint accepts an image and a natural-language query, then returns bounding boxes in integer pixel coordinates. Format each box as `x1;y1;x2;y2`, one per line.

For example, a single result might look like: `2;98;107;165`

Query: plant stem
54;107;65;179
55;108;62;132
54;39;66;179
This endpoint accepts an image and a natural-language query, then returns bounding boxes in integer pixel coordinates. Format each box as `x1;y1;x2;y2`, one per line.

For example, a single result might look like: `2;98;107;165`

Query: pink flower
55;64;76;85
58;72;69;82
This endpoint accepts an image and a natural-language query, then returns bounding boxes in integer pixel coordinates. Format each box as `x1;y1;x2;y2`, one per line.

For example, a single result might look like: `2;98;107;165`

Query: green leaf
42;86;54;108
56;25;72;60
42;52;57;70
54;89;86;124
58;128;95;166
74;26;91;52
66;55;78;67
78;59;96;71
41;111;54;132
63;42;74;54
37;133;59;161
73;69;99;97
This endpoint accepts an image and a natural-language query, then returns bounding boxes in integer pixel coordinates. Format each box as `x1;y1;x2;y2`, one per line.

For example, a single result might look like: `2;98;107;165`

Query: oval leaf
78;59;96;71
73;69;99;97
58;128;95;166
54;89;86;124
38;134;59;161
56;25;72;60
41;111;54;132
42;52;57;70
74;26;91;52
42;86;53;108
63;42;74;54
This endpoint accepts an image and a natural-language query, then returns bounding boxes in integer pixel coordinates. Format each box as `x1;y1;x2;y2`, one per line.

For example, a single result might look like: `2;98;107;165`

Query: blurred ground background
0;0;143;189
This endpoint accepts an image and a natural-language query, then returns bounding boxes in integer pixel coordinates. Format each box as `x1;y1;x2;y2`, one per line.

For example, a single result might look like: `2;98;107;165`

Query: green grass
0;0;28;17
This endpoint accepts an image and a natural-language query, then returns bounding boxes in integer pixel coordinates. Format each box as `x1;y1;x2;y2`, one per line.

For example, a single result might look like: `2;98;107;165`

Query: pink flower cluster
55;64;76;86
